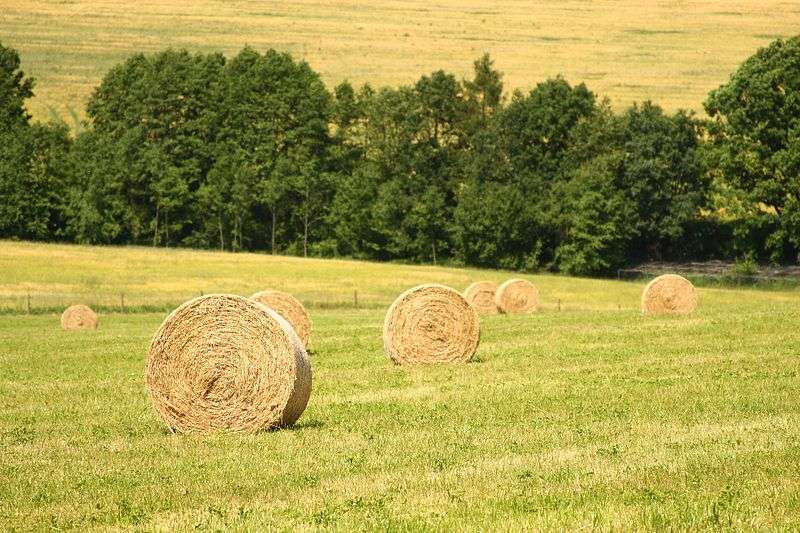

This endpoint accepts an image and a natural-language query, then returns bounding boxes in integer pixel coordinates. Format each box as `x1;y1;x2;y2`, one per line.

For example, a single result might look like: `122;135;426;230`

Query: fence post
26;292;31;314
557;298;561;311
354;290;358;308
120;293;125;313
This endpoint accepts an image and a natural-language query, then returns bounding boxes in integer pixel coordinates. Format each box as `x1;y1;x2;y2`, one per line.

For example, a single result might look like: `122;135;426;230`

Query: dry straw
494;279;538;314
146;294;312;433
383;284;480;365
641;274;697;315
463;281;498;315
250;290;312;348
60;304;98;330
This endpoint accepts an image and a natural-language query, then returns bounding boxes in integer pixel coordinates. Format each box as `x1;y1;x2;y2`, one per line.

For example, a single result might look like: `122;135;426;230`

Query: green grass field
1;241;799;529
3;0;800;123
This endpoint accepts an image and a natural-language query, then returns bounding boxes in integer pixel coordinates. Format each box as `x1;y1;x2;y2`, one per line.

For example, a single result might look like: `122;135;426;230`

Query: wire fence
617;267;800;289
0;291;610;316
5;261;798;317
0;289;386;316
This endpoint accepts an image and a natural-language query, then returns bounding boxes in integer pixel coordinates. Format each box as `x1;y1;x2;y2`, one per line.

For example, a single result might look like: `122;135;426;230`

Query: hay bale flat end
146;294;311;433
383;284;480;365
494;279;538;314
641;274;697;314
61;304;98;330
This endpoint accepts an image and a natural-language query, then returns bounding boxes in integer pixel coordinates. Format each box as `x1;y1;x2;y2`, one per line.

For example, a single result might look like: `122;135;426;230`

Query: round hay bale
146;294;312;433
494;279;538;314
641;274;697;315
463;281;498;315
383;284;480;365
250;290;311;348
60;304;98;330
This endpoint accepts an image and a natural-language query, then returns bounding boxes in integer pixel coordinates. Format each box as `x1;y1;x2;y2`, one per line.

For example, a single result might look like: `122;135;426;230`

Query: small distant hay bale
383;284;480;365
146;294;312;433
463;281;498;315
250;290;312;348
61;304;98;330
494;279;538;314
641;274;697;315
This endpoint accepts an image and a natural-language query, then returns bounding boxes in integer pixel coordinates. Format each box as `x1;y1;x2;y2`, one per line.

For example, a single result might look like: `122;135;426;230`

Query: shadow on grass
286;418;325;431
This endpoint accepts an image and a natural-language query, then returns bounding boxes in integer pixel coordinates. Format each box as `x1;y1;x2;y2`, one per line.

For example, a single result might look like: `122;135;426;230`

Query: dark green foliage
464;53;504;128
556;154;637;276
705;36;800;263
2;38;798;274
0;122;72;240
330;71;472;263
0;42;73;241
75;49;225;246
215;47;332;255
619;103;707;260
553;101;708;274
0;43;34;128
453;78;598;271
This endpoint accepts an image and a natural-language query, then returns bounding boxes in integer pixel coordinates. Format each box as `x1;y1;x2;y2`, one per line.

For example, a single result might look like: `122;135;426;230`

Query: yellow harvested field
3;0;799;122
2;240;797;314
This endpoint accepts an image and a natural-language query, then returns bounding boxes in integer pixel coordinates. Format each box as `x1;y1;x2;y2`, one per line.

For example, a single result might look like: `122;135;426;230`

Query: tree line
1;37;799;275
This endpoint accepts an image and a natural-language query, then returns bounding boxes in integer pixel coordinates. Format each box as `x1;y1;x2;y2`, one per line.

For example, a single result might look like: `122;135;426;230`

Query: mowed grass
3;0;800;123
0;243;799;528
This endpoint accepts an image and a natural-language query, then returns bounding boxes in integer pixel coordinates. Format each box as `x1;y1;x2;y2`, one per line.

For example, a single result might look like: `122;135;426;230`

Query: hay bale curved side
250;290;312;348
61;304;98;330
383;284;480;365
463;281;498;315
146;294;312;433
641;274;697;315
264;307;312;427
494;279;539;314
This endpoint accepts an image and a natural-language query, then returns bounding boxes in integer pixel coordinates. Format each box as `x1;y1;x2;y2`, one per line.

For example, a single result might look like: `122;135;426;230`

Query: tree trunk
152;204;159;247
432;241;437;265
164;209;169;247
235;215;241;251
271;210;276;255
303;211;309;258
218;214;224;251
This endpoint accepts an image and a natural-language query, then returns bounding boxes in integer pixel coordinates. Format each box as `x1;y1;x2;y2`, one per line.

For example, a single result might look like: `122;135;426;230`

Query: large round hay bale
383;284;480;365
641;274;697;315
250;290;311;348
146;294;312;433
463;281;498;315
494;279;538;314
60;304;98;330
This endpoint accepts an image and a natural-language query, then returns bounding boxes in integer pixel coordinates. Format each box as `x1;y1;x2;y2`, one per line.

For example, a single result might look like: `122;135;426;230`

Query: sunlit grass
1;294;799;528
0;241;799;528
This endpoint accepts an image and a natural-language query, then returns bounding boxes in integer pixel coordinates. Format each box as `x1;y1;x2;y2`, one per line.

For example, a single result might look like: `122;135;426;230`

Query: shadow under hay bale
383;284;480;365
146;294;311;434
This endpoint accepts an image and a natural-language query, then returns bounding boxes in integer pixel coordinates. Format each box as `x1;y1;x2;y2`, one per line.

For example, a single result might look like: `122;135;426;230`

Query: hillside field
3;0;800;123
0;241;799;529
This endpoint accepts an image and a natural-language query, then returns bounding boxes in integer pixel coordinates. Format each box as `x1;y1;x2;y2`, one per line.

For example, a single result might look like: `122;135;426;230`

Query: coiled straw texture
61;304;98;330
146;294;312;433
463;281;498;315
383;284;480;365
641;274;697;315
494;279;538;314
250;290;312;348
